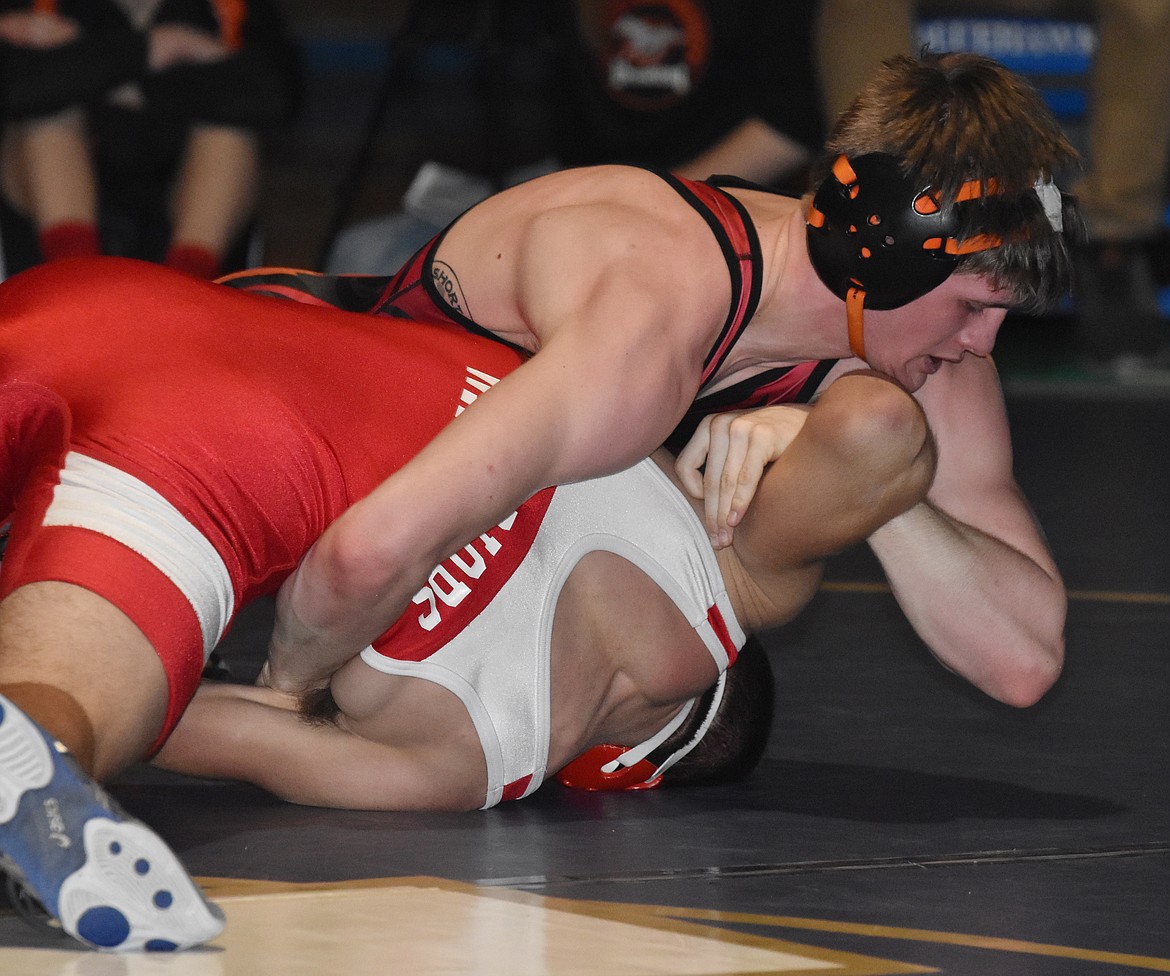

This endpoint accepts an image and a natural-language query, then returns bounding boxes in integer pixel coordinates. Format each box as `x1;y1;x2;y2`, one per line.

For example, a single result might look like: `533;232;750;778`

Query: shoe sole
0;694;224;951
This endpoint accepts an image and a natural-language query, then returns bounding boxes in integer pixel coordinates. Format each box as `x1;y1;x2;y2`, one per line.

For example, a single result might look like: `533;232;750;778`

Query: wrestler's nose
960;310;1006;358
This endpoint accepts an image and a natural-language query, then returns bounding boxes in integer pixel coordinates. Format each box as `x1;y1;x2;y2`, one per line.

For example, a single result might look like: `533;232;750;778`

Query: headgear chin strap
806;152;1005;360
555;672;727;792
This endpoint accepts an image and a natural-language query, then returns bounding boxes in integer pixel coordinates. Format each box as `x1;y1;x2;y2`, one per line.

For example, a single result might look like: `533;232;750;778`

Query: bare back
328;542;722;795
326;450;808;789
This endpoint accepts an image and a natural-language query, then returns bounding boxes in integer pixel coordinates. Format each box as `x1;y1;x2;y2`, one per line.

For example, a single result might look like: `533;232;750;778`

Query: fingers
676;411;763;545
721;426;769;529
701;416;733;538
673;414;740;546
674;414;714;499
677;406;812;548
708;413;771;546
256;656;308;695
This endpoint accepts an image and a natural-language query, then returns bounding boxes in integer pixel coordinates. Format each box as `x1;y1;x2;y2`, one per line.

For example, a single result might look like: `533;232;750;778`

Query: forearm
264;535;400;693
158;681;476;811
266;430;552;692
868;501;1066;707
674;117;810;185
153;682;290;780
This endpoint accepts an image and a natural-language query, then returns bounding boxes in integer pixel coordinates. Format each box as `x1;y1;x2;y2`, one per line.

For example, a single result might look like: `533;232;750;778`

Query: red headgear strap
555;673;728;793
555;745;665;792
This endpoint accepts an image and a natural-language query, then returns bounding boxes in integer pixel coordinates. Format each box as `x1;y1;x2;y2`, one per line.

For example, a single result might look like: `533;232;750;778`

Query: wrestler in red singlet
0;256;526;742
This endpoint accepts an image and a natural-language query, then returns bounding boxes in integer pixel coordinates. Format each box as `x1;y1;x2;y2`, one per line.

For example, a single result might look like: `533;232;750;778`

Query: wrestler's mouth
923;353;966;374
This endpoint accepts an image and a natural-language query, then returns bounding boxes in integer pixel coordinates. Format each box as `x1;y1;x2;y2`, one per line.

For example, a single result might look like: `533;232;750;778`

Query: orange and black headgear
806;152;1004;360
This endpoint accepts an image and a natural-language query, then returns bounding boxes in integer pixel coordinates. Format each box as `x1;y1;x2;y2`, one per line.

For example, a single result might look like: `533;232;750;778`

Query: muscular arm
267;195;724;692
682;372;936;631
679;361;1063;706
153;682;481;811
869;356;1066;707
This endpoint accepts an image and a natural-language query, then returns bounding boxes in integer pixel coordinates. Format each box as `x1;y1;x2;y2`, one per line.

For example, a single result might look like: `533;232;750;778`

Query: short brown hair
665;635;775;787
810;51;1083;314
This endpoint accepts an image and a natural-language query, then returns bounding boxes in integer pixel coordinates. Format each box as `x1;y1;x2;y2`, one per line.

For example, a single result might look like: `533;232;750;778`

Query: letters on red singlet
370;487;556;662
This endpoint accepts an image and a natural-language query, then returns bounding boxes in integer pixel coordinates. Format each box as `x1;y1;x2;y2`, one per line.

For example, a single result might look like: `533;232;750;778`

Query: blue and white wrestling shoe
0;693;225;951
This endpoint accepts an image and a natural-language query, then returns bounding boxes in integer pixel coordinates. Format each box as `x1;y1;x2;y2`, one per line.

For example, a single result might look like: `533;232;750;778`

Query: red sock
38;221;101;262
164;243;221;280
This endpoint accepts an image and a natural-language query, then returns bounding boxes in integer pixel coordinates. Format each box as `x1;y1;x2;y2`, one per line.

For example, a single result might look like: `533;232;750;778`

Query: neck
717;198;851;375
548;658;689;774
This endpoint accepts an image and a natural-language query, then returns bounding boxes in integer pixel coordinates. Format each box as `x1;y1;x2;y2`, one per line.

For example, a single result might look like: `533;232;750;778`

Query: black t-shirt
545;0;824;177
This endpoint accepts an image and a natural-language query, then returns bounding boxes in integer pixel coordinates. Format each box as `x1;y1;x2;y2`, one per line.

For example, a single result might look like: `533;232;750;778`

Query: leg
166;124;260;278
0;109;102;261
0;582;224;951
0;581;168;779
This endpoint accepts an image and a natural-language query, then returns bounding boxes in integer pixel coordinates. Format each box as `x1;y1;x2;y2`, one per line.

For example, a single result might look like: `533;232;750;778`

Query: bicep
348;305;697;561
261;723;477;811
512;234;714;478
511;197;723;469
514;321;696;482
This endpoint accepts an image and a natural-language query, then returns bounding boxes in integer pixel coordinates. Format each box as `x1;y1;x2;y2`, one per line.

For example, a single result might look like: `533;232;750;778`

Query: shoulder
512;170;732;322
522;168;727;254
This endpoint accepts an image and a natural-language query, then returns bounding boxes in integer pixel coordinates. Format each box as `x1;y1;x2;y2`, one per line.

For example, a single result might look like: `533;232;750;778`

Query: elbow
310;514;410;610
998;589;1067;708
993;635;1065;709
